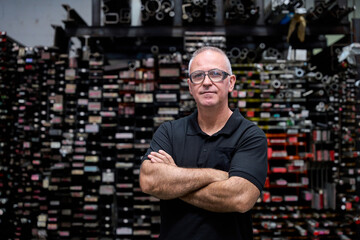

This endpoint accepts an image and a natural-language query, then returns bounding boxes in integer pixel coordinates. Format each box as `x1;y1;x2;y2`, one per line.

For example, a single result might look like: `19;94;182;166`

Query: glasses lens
208;69;224;82
191;71;205;83
190;69;228;83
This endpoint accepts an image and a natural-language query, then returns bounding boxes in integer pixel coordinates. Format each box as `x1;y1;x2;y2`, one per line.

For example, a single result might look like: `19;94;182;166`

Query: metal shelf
64;24;351;38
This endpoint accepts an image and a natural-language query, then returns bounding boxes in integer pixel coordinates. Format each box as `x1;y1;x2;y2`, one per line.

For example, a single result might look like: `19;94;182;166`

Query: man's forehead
191;51;226;67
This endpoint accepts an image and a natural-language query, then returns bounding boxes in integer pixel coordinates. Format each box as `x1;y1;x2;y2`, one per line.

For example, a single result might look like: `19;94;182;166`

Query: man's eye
193;73;204;79
209;70;222;77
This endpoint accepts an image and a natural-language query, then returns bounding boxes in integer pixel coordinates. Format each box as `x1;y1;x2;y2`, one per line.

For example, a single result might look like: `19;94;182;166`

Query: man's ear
228;75;236;92
188;78;193;95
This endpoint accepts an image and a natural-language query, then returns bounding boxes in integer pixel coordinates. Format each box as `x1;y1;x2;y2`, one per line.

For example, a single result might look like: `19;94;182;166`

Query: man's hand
180;176;260;213
139;150;228;200
149;150;259;213
148;150;177;166
147;150;227;182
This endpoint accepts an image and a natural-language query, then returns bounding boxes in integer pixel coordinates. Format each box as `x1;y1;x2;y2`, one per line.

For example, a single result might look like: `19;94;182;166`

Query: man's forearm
180;176;260;213
139;160;228;200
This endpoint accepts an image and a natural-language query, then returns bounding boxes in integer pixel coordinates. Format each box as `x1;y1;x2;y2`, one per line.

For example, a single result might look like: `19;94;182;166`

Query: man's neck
197;106;233;136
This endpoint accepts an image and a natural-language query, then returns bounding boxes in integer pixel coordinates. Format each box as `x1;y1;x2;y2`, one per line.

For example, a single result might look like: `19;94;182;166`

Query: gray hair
188;46;232;75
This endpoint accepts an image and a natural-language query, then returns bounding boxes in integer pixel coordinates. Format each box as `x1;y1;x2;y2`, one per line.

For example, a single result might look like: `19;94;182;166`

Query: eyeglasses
189;69;230;84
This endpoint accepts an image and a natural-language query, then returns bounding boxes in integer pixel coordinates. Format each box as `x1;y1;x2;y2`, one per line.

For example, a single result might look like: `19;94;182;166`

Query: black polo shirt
142;108;268;240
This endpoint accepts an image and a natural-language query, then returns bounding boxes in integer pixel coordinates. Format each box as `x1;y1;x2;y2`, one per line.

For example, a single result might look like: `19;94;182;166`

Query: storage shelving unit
0;0;359;239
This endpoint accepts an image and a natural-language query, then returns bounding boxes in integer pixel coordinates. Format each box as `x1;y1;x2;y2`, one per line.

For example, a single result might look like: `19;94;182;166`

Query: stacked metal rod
141;0;176;25
224;0;259;24
103;0;131;25
306;0;356;23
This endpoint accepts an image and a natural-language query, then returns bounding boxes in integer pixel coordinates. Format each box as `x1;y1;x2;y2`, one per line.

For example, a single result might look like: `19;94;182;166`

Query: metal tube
174;0;183;26
285;92;293;98
215;0;224;25
142;12;150;22
237;3;245;15
303;90;314;97
321;75;331;84
151;45;159;54
295;68;305;77
277;92;284;98
230;47;241;58
156;12;165;21
92;0;101;26
315;72;323;80
241;47;249;55
353;18;360;42
246;50;256;63
145;0;162;13
162;1;174;13
272;80;282;89
330;83;339;91
192;8;201;18
104;13;119;25
102;4;109;13
239;52;247;60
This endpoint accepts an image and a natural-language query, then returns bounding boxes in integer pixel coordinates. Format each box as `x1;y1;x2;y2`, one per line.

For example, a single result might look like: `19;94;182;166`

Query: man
139;46;268;239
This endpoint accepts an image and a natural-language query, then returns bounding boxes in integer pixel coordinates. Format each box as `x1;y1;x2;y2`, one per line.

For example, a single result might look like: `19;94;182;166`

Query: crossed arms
139;150;260;213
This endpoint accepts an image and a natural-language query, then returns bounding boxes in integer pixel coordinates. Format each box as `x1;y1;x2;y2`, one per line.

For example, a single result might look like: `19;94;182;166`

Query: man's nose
202;74;213;85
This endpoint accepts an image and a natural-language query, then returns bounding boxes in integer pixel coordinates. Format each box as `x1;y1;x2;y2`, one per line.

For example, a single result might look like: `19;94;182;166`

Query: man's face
188;50;235;109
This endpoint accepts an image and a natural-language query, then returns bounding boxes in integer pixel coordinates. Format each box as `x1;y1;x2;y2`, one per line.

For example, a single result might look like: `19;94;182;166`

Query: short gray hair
188;46;232;75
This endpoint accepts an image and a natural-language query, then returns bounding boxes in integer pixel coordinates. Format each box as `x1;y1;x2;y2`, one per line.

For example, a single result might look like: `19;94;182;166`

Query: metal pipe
272;79;282;89
102;4;109;13
315;71;323;80
285;92;293;98
353;18;360;43
241;47;249;55
230;47;241;58
215;0;224;26
142;12;150;22
303;90;314;97
330;83;339;91
277;92;284;98
104;13;119;25
192;8;202;18
162;0;174;13
265;65;274;71
321;75;331;84
156;12;165;21
173;0;183;26
239;52;247;60
246;50;256;63
237;3;245;15
92;0;101;26
295;68;305;77
151;45;159;54
145;0;162;13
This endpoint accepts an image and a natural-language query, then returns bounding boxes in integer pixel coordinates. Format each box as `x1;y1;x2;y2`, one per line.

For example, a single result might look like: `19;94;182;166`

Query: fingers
148;153;164;163
148;152;164;163
148;150;176;166
159;150;176;166
149;151;170;164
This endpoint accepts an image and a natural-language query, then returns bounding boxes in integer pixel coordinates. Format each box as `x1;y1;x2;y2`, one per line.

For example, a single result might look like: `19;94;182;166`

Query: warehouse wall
0;0;92;47
1;0;360;48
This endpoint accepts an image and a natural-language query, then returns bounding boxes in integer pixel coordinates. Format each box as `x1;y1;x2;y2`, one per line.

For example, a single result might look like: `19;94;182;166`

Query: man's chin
198;100;218;108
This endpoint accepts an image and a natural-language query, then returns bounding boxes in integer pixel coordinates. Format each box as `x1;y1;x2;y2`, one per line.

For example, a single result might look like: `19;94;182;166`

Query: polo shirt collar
187;108;242;136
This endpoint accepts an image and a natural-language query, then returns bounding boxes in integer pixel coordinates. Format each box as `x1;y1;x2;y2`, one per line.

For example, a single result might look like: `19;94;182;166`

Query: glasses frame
189;68;230;84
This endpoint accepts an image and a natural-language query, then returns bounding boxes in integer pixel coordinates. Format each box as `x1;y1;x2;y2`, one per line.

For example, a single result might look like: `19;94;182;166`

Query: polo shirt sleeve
229;125;268;192
141;121;173;162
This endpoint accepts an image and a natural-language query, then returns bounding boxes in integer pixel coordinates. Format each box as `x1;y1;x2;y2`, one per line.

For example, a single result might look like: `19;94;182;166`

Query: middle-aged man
139;46;268;240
